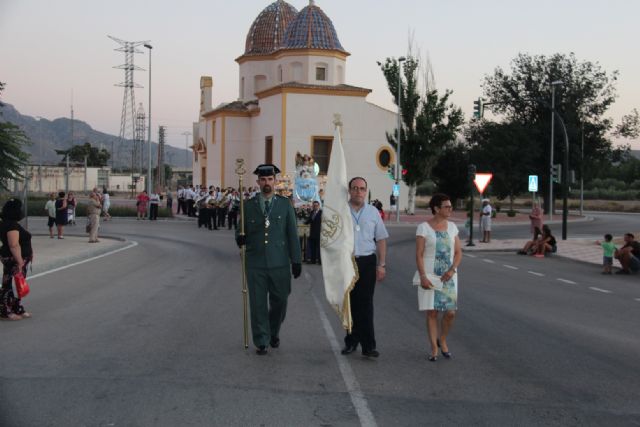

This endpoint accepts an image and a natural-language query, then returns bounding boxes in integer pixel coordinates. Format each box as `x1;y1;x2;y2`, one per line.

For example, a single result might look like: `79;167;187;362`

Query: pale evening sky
1;0;638;149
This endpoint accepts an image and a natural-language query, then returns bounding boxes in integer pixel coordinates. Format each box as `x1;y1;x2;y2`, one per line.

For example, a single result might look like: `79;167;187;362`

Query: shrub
507;210;517;217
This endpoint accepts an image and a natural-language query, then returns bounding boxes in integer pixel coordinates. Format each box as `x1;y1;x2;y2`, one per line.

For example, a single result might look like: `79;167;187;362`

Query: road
1;215;639;426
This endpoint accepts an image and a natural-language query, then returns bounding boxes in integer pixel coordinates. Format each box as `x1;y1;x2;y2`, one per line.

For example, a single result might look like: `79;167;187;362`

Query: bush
507;210;517;217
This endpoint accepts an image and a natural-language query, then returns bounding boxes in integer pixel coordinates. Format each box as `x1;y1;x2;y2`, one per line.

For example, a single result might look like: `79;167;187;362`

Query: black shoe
256;345;268;355
341;343;358;355
437;338;452;359
428;355;437;362
362;349;380;358
270;337;280;348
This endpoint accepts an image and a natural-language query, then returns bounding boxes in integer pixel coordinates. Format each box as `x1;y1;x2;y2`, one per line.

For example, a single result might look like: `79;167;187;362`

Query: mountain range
0;103;192;170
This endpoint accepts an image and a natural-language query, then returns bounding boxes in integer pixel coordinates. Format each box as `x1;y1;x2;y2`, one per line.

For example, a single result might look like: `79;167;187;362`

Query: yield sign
474;173;493;194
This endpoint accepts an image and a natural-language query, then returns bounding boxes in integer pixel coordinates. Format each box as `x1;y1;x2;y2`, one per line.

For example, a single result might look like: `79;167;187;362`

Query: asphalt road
1;217;639;426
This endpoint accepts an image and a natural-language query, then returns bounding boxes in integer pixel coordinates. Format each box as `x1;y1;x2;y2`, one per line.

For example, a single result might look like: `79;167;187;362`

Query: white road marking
466;254;477;258
503;265;518;270
557;278;577;285
483;259;495;264
635;298;640;302
528;271;545;277
311;276;378;427
589;287;612;294
28;241;139;280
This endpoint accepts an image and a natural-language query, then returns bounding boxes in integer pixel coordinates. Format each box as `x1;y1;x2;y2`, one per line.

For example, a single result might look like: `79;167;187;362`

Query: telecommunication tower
108;35;149;171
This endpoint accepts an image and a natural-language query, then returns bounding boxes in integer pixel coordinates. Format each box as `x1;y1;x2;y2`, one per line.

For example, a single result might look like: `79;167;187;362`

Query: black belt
355;254;375;259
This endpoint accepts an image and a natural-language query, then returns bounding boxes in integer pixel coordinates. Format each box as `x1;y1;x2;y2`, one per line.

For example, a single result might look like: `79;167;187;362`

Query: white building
192;0;407;206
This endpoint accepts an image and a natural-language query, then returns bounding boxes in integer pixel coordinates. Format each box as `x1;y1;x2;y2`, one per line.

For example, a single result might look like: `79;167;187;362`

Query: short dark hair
605;234;613;241
58;191;65;198
625;233;635;239
348;177;367;189
1;198;24;221
428;193;450;214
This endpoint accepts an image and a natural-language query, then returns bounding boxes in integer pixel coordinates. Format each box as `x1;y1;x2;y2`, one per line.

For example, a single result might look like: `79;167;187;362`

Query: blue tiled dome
245;1;298;55
281;2;345;51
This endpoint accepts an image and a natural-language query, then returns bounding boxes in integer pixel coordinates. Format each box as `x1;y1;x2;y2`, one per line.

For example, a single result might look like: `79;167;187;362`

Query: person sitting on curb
517;227;542;255
614;233;640;275
532;225;556;258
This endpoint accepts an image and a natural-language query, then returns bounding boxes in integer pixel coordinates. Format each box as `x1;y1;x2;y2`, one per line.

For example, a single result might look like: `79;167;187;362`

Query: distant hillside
0;103;192;169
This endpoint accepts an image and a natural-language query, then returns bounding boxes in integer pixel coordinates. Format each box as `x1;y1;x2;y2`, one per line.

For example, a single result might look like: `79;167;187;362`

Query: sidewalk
461;237;610;267
29;235;129;275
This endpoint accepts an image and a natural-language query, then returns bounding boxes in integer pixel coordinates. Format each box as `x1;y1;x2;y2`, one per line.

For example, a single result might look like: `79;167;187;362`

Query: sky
1;0;638;149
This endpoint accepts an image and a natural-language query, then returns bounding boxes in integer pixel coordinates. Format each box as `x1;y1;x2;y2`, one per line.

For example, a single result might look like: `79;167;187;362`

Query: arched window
337;65;345;84
278;65;283;83
240;77;245;99
254;75;267;94
315;62;328;82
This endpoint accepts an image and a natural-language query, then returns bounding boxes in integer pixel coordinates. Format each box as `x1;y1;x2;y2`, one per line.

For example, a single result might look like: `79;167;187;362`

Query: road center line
528;271;545;277
503;265;518;270
483;259;495;264
28;241;139;280
635;298;640;302
465;254;477;258
310;274;378;427
557;278;577;285
589;287;612;294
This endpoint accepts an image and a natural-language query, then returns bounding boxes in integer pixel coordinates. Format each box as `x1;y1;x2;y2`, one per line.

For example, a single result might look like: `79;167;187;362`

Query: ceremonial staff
235;158;249;349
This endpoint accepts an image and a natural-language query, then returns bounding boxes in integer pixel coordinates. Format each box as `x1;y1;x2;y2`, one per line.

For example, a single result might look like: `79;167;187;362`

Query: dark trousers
246;266;291;348
308;237;321;263
345;254;377;352
187;200;195;217
177;198;185;214
149;204;158;220
198;207;208;228
217;208;226;227
227;210;238;229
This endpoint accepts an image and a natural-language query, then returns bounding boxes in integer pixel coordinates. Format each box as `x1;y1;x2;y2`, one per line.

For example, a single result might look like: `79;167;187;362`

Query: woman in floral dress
414;193;462;361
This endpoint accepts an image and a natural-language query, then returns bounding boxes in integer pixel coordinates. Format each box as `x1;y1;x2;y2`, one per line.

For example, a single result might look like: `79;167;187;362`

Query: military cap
253;164;281;177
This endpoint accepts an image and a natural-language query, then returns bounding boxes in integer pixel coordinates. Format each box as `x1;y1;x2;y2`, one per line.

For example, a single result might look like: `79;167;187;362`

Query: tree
615;108;639;139
378;57;464;213
57;142;110;167
467;121;539;210
431;142;470;205
481;52;618;212
0;82;31;191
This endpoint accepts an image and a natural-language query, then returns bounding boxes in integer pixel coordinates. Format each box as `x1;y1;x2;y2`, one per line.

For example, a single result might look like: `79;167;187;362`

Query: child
596;234;616;274
44;193;56;238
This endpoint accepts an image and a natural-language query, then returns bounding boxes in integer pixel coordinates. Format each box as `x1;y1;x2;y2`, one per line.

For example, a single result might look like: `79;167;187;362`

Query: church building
192;0;407;206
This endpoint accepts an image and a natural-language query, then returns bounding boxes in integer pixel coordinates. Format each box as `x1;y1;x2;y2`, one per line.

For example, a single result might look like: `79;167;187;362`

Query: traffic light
551;164;562;183
402;168;408;176
473;97;484;119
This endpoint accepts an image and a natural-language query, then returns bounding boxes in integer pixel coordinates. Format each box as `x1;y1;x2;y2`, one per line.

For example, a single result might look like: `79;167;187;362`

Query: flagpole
235;158;249;349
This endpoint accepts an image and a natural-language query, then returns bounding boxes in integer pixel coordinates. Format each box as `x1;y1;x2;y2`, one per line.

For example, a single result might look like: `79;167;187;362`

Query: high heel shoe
437;339;452;359
428;354;437;362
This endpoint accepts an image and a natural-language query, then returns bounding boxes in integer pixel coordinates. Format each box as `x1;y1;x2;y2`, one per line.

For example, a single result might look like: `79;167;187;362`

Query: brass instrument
235;158;249;349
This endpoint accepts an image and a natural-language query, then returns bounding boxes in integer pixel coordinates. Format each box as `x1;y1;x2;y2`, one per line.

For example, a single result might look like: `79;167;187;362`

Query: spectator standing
0;199;33;320
136;190;149;220
55;191;68;239
149;191;160;220
44;193;56;239
596;234;616;274
102;188;111;221
87;191;102;243
66;192;77;225
614;233;640;275
166;188;173;211
479;199;492;243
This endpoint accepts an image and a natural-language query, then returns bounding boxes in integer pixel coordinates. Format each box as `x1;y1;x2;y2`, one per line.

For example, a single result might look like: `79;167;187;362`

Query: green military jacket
237;194;302;269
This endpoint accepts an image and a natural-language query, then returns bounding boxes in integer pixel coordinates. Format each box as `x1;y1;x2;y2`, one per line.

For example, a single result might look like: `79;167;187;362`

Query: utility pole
156;126;166;188
182;131;192;169
395;56;405;223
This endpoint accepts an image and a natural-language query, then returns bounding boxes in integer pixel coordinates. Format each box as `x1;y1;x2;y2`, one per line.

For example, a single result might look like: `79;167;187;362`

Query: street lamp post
549;80;563;220
395;56;406;223
144;43;153;202
182;131;192;169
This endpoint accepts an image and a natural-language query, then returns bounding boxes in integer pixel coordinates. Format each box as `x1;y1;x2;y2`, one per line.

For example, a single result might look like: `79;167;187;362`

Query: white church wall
285;93;408;207
223;116;253;188
250;94;285;171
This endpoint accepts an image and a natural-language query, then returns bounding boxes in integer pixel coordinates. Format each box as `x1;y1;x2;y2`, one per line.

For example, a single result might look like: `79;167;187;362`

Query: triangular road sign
474;173;493;194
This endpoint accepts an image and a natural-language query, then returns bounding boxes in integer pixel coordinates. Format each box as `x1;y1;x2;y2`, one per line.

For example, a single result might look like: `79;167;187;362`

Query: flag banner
320;120;358;331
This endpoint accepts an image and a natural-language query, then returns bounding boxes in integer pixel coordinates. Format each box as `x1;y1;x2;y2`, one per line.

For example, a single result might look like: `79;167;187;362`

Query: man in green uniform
236;164;302;355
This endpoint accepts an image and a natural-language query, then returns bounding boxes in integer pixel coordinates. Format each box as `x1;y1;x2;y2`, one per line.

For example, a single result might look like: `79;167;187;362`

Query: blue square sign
528;175;538;192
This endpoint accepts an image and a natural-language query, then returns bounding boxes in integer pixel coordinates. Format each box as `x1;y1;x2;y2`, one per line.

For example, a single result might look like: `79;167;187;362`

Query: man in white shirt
341;177;388;358
479;198;492;243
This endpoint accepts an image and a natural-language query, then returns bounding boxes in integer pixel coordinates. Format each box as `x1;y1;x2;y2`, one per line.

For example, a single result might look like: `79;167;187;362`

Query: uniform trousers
197;207;208;228
344;254;377;352
246;266;291;348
